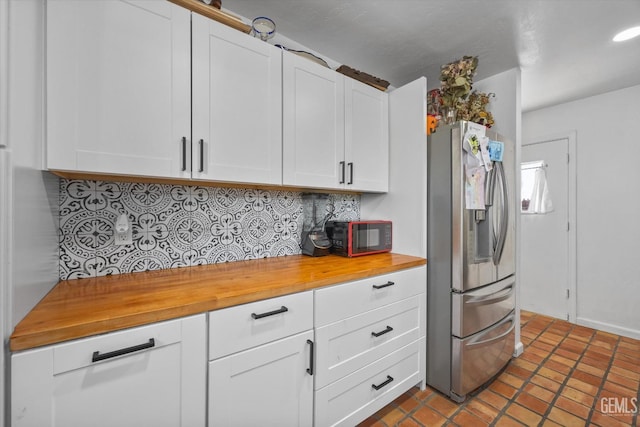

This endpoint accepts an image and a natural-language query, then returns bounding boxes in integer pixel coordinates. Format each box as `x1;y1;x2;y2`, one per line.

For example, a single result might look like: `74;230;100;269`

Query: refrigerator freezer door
451;310;515;399
451;275;515;338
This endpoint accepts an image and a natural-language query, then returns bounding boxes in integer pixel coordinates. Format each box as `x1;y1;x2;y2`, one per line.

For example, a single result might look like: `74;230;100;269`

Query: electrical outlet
114;213;133;245
114;228;132;246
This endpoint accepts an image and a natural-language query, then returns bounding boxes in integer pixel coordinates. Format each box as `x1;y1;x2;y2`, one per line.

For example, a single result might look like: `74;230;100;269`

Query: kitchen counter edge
10;253;426;352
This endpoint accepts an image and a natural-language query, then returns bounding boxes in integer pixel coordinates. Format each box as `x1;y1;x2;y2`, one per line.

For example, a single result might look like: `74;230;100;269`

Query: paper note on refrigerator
465;166;486;209
480;136;492;171
488;140;504;161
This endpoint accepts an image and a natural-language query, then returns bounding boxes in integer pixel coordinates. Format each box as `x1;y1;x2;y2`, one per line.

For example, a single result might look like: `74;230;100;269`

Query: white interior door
520;138;572;320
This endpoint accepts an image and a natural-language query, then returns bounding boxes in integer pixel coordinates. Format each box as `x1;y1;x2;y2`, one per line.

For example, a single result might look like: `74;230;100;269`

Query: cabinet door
192;14;282;185
209;330;314;427
47;0;191;178
345;79;389;192
283;52;345;189
11;315;207;427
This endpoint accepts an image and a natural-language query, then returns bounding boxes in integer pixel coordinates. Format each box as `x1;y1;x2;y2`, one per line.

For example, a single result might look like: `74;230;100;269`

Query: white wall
2;0;60;422
523;84;640;339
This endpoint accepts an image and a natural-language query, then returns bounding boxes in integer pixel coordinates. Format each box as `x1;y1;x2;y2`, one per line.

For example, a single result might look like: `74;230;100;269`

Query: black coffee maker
301;194;332;257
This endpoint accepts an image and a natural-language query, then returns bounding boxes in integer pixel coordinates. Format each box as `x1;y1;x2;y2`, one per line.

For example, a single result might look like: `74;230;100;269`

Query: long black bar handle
372;375;394;391
347;162;354;185
92;338;155;363
181;137;187;171
339;161;346;184
371;325;394;337
199;139;204;173
372;281;395;290
306;339;314;375
251;305;288;320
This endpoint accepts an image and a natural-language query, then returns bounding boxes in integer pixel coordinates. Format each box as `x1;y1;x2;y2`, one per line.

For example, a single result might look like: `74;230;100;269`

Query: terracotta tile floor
359;310;640;427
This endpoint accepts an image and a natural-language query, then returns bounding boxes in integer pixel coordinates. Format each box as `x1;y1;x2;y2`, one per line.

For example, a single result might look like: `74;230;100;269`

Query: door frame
522;131;577;322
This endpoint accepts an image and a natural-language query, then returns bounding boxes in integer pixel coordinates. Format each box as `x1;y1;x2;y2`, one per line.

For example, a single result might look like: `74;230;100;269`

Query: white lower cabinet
208;291;314;427
315;339;424;427
208;330;314;427
313;266;427;427
10;267;425;427
11;314;207;427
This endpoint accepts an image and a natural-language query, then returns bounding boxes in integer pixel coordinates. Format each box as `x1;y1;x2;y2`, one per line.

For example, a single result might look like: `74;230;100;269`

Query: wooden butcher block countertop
10;253;426;352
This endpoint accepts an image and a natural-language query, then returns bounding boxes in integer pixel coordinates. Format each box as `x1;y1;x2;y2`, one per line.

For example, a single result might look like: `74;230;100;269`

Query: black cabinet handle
347;162;353;185
339;161;345;184
372;375;394;391
181;137;187;171
251;306;288;319
372;281;395;290
199;139;204;172
371;326;394;337
92;338;155;363
306;339;314;375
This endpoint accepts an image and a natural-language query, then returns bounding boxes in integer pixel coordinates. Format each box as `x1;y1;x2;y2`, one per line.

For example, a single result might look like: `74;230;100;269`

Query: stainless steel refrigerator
427;121;516;402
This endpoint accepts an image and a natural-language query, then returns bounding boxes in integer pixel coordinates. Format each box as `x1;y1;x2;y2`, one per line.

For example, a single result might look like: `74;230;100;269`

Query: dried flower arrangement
457;90;495;128
428;55;496;128
440;55;478;108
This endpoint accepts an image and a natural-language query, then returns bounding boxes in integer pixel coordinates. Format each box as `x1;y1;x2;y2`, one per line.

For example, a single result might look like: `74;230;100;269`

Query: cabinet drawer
315;339;423;427
315;295;422;389
53;317;184;374
315;266;426;326
209;291;313;359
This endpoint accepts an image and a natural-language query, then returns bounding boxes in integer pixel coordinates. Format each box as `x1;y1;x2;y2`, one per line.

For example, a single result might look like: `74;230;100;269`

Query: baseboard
577;317;640;340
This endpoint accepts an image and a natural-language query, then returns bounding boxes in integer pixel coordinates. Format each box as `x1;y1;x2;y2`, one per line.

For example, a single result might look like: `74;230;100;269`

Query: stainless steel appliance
427;121;516;402
325;220;392;257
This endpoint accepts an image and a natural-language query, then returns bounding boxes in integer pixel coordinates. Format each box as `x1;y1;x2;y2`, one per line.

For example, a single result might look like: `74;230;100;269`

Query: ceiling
222;0;640;112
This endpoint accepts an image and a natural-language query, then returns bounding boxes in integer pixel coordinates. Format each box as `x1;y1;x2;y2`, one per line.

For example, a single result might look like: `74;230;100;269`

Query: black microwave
325;220;392;257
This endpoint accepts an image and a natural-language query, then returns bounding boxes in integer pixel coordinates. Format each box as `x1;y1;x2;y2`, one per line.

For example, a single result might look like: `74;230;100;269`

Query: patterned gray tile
58;180;361;279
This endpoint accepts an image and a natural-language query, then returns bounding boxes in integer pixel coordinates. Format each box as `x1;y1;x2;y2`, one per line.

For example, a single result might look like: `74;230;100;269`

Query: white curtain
521;161;554;214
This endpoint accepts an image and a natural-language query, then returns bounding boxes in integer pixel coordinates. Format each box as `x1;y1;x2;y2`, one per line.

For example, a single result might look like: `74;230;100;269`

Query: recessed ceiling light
613;26;640;42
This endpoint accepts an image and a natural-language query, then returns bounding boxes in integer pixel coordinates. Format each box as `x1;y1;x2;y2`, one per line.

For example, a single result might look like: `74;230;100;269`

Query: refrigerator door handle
484;168;496;207
493;161;509;265
464;284;514;305
466;314;515;348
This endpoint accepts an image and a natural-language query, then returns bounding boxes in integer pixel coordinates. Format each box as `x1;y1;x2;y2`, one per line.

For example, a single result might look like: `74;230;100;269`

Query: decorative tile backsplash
59;180;360;280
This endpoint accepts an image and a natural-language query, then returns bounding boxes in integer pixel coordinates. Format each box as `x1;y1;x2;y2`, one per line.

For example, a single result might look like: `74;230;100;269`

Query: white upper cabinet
283;52;389;192
345;79;389;192
46;0;191;178
282;51;346;189
191;14;282;186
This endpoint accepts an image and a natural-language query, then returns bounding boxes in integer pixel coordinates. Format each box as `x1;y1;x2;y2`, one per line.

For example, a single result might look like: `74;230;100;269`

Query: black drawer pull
347;162;353;185
339;161;346;184
372;281;395;290
198;139;204;172
181;137;187;171
306;339;314;375
251;306;288;319
371;326;394;337
372;375;394;391
92;338;155;363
